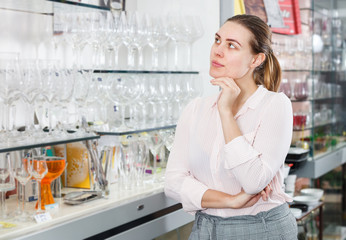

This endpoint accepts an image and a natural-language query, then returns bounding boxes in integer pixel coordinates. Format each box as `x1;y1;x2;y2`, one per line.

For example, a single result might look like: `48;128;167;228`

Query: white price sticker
34;212;52;223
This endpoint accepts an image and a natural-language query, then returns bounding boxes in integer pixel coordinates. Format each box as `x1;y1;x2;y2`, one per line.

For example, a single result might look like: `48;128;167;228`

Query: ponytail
254;50;282;92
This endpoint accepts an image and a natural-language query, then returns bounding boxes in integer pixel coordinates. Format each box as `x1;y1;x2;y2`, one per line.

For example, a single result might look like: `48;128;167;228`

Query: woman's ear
251;53;266;68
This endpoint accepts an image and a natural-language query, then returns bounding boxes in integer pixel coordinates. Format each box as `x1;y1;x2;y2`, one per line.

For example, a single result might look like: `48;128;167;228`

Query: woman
164;14;297;239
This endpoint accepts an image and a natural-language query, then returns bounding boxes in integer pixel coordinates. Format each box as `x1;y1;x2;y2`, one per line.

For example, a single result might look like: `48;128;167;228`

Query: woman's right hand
228;189;261;209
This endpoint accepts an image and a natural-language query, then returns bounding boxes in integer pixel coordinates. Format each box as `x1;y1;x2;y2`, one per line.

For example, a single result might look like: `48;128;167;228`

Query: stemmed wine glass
0;52;22;145
19;59;41;137
12;150;33;221
147;132;164;182
54;68;75;137
31;156;48;214
73;69;92;134
107;74;141;131
0;153;15;220
146;15;169;70
183;16;204;70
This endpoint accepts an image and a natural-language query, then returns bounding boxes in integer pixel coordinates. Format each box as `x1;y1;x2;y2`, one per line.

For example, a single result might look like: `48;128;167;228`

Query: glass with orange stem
36;156;66;211
31;156;48;214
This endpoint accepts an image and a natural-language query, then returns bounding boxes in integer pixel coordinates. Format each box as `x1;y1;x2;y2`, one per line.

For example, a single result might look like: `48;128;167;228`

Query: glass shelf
293;121;342;132
291;97;343;103
93;70;199;74
98;125;177;136
0;0;109;15
282;69;311;72
0;134;100;153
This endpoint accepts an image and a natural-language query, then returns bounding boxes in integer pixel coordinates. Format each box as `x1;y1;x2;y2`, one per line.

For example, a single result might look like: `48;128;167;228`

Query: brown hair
226;14;281;92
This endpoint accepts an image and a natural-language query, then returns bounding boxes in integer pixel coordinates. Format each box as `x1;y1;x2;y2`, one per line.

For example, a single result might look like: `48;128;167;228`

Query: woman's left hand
210;77;241;113
261;183;272;201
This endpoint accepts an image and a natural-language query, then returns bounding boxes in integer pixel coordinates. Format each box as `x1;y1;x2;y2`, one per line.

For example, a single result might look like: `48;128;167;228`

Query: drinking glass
107;75;141;131
39;157;66;210
147;132;164;182
12;150;33;221
279;78;292;99
0;153;15;219
118;135;136;190
184;15;204;70
0;52;22;144
146;15;169;70
31;156;48;214
73;69;92;134
19;59;41;137
134;135;149;188
294;79;309;101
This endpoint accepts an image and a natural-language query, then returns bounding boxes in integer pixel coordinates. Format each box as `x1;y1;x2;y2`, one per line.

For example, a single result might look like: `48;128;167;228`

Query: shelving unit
0;0;196;239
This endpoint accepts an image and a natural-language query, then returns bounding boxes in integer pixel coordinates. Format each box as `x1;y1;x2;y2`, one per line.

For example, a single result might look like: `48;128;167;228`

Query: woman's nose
214;46;224;58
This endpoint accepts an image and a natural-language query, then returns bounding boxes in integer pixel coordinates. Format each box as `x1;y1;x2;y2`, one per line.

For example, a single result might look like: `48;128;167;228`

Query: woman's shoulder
263;89;291;106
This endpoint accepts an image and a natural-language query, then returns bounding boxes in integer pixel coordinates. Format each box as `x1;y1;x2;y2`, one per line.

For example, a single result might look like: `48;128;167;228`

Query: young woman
164;14;297;239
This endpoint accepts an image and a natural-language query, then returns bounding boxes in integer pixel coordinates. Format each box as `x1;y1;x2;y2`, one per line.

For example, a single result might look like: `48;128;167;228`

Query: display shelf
291;97;343;103
98;125;176;136
0;133;99;153
93;70;199;74
0;0;109;15
294;143;346;178
282;69;311;72
0;179;194;240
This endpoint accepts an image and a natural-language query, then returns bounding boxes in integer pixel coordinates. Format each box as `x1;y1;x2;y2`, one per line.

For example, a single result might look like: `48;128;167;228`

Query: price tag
34;212;52;223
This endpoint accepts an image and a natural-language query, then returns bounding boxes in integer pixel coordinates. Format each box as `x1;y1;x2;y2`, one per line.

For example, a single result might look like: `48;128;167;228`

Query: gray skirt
189;203;298;240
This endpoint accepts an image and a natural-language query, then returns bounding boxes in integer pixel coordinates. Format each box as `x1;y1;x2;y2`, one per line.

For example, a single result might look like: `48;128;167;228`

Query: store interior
0;0;345;239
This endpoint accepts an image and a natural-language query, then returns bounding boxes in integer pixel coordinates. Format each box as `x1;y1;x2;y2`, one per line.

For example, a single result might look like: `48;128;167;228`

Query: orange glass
36;157;66;210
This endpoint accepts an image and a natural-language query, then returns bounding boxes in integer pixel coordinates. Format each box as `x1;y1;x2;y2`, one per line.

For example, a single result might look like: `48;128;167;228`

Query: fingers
210;77;239;91
261;184;273;201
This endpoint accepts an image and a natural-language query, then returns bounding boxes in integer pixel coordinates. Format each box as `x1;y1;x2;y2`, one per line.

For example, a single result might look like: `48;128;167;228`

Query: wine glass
107;74;141;131
147;132;164;182
31;156;48;214
146;15;169;70
0;52;22;144
19;59;41;137
40;157;66;210
0;153;15;220
12;150;33;221
279;78;292;99
183;15;204;70
294;78;309;100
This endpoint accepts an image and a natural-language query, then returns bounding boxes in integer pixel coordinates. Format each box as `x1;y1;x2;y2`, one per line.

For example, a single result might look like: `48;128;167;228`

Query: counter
1;180;194;240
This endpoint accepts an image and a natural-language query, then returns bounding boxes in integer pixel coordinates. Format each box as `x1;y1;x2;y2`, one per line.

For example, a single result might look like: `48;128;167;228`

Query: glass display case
273;0;346;178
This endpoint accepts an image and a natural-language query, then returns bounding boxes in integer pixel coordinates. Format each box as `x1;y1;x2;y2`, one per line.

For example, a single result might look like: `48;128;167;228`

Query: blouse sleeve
164;98;209;214
220;93;293;194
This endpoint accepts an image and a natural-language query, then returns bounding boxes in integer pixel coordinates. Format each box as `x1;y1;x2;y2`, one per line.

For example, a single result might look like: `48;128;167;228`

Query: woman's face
209;21;256;80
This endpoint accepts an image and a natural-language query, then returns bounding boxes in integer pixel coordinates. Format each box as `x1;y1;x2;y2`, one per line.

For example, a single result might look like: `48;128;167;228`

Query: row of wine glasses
98;129;175;191
0;54;202;145
0;151;66;222
279;75;343;101
54;11;204;70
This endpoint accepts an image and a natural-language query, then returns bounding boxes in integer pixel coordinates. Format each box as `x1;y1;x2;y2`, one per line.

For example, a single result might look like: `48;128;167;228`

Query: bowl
293;195;319;205
301;188;324;200
290;207;302;218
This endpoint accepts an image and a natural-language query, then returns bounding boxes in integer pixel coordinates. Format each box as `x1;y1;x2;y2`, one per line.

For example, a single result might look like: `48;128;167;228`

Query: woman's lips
211;60;224;68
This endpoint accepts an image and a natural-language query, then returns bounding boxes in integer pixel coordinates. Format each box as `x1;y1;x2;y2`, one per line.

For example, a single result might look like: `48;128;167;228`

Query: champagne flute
12;150;33;221
31;156;48;214
0;153;15;220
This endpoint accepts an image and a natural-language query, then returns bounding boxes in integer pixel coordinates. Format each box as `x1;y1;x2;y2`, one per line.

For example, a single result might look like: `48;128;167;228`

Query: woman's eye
229;43;235;49
215;38;220;44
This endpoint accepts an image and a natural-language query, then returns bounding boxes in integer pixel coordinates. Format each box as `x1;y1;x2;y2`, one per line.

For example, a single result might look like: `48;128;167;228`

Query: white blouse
164;85;293;217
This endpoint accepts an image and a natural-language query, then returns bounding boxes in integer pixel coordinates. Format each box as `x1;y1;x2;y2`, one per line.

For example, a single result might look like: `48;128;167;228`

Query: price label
34;212;52;223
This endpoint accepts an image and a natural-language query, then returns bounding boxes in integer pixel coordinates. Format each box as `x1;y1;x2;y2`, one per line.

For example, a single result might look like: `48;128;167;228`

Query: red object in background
271;0;302;35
